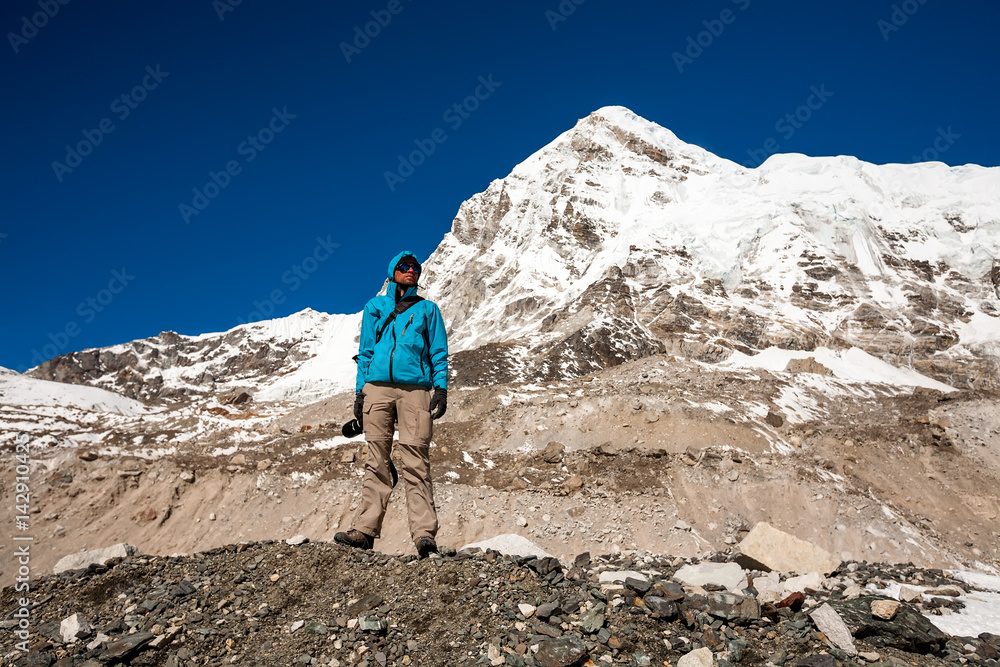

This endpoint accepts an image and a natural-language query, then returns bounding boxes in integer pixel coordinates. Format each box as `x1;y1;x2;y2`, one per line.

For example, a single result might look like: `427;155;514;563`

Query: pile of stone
1;525;998;667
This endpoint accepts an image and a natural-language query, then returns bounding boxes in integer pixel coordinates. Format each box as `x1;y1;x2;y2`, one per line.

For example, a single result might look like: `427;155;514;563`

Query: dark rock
777;591;805;610
534;621;563;638
792;655;838;667
170;579;197;598
625;577;652;595
345;593;384;617
99;631;155;661
535;636;588;667
536;602;560;620
654;581;685;602
643;596;678;619
827;596;948;653
706;592;760;622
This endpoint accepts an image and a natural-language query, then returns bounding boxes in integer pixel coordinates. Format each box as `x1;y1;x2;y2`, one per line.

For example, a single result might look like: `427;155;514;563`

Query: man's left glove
429;388;447;420
353;393;365;425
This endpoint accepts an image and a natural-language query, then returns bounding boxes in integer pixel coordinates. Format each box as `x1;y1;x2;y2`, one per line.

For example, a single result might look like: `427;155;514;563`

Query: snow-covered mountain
28;105;1000;401
421;106;1000;389
0;366;147;415
30;309;361;404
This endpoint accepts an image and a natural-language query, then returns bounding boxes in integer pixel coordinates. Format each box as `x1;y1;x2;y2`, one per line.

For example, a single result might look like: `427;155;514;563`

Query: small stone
674;562;747;593
256;459;271;470
858;651;881;662
809;603;858;656
518;603;536;618
870;599;900;620
359;617;387;634
60;613;91;643
925;585;964;597
179;471;195;483
676;647;714;667
341;450;356;464
543;441;565;463
304;622;327;635
77;449;98;461
290;620;305;632
580;609;605;633
209;513;217;521
535;636;588;667
286;535;309;545
643;596;677;619
898;585;922;602
230;453;247;466
625;577;652;594
728;470;739;482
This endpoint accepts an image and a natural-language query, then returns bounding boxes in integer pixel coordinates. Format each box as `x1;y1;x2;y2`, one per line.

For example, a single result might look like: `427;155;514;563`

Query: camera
342;419;363;438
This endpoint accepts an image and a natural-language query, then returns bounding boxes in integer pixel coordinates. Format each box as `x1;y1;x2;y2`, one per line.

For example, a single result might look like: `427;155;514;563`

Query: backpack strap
375;296;424;344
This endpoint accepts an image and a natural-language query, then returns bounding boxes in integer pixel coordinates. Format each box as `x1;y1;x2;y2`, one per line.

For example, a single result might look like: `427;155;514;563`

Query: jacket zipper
389;315;414;382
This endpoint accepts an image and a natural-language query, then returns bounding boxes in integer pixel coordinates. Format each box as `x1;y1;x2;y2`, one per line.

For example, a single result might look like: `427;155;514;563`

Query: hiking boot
334;530;373;550
415;537;438;559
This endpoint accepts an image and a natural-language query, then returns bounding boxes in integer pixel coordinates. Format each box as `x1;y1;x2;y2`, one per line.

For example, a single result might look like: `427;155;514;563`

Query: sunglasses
396;262;421;274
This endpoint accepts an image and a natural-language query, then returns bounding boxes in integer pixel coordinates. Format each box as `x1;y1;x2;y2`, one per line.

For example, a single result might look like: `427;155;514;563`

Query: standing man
335;251;448;558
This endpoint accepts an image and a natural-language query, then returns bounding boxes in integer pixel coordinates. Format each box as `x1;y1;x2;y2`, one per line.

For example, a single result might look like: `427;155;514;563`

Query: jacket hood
386;250;420;301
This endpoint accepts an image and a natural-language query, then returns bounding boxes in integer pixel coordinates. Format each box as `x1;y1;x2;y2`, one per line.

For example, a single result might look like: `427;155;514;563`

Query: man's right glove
429;388;447;420
353;393;365;425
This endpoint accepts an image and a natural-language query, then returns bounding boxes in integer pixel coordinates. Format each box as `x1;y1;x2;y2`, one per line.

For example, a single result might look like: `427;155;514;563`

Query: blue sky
1;0;997;372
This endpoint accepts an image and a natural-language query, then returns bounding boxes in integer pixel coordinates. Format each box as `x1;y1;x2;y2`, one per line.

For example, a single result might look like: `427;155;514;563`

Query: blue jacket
355;251;449;393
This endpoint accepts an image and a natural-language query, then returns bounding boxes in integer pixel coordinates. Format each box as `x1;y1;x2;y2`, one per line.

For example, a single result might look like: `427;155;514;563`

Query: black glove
429;388;447;420
353;393;365;425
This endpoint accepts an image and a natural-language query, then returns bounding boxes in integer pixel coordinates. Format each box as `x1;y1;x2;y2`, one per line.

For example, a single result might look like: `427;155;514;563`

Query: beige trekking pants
353;382;438;541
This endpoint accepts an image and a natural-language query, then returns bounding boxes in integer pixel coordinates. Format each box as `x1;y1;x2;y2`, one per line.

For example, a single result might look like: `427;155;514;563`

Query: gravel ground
2;540;999;667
